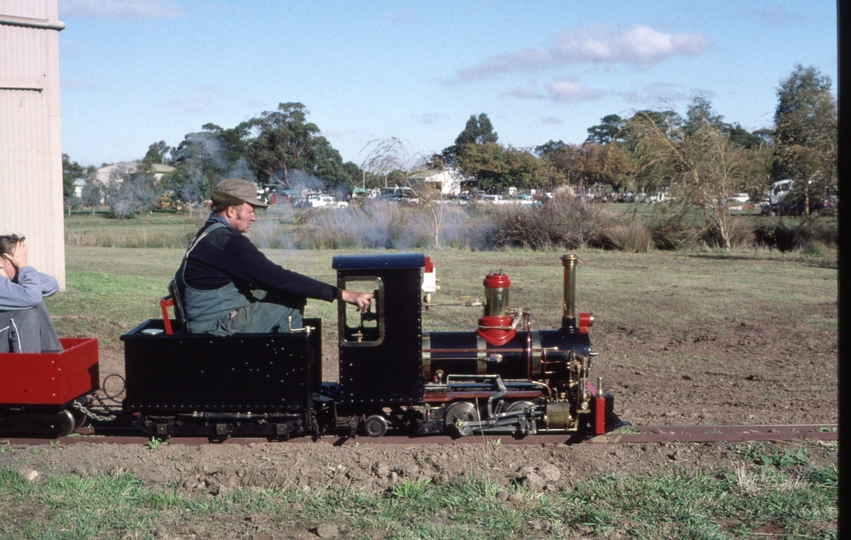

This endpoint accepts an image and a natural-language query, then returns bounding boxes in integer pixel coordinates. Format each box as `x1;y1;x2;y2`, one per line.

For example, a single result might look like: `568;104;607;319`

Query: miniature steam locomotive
1;253;616;440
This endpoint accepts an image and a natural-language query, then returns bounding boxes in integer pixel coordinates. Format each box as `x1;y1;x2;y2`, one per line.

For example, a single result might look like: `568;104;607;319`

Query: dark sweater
180;218;337;302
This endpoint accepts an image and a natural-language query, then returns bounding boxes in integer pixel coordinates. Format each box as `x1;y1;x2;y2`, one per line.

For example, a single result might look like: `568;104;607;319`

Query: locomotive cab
333;253;426;408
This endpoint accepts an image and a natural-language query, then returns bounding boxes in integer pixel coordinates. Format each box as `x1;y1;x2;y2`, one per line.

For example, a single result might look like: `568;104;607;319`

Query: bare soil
1;259;838;539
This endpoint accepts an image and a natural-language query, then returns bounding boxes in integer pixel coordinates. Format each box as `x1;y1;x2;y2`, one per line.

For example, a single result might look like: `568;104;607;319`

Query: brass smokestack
561;254;578;328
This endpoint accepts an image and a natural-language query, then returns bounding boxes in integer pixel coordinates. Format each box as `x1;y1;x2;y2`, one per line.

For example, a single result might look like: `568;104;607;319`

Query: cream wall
0;0;65;288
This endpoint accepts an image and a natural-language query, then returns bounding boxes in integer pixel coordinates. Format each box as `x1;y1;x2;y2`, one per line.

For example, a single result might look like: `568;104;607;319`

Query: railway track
1;424;837;446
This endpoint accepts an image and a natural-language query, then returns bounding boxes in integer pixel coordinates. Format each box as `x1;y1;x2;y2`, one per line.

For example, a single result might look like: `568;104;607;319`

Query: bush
492;194;613;250
597;222;652;252
699;218;755;250
752;219;837;252
648;211;702;250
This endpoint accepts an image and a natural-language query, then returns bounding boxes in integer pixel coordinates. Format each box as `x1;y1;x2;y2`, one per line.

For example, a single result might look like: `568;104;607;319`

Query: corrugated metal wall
0;0;66;289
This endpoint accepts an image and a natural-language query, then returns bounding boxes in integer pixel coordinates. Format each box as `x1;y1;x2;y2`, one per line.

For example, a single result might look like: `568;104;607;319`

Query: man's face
225;202;257;233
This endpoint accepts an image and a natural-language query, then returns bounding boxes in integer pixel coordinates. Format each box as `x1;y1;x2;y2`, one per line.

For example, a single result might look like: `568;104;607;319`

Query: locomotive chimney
561;254;593;333
561;254;578;329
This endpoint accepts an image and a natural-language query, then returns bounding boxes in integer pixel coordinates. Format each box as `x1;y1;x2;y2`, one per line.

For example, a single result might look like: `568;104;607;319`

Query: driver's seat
159;278;186;334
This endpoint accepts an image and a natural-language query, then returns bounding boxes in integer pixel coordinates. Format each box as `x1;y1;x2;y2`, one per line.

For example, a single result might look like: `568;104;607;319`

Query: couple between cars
1;178;372;353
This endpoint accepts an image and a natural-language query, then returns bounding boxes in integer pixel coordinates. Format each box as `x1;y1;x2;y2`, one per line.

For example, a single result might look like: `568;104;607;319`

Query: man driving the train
175;178;372;335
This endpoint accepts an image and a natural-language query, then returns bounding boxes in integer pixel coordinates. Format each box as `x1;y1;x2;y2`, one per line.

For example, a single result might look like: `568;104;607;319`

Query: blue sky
58;0;838;169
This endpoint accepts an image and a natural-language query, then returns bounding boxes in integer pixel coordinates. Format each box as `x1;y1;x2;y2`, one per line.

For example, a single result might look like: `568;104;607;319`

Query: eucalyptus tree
458;143;558;193
626;98;752;250
439;113;499;166
772;65;837;214
585;114;626;145
536;141;631;193
168;126;235;215
241;102;353;192
142;141;172;165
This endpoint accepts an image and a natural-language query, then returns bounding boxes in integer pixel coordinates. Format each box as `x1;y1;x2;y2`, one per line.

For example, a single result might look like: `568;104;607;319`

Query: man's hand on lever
341;290;374;312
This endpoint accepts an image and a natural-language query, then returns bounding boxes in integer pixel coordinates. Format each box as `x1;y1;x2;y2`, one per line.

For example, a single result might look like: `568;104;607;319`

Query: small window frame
338;276;384;347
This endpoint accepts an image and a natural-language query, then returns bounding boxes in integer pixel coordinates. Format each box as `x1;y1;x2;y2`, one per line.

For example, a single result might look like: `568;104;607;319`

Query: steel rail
0;424;837;446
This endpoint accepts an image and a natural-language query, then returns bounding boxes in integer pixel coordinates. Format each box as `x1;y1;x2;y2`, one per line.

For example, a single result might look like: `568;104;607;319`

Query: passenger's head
0;234;23;257
210;179;268;233
0;234;24;281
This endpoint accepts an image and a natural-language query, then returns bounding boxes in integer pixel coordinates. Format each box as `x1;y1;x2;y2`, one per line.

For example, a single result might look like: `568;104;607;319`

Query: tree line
64;64;836;231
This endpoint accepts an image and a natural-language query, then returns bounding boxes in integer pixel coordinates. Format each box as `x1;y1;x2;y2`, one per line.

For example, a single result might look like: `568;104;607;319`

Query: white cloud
540;116;563;125
455;24;711;81
507;86;544;100
60;0;184;19
545;77;602;102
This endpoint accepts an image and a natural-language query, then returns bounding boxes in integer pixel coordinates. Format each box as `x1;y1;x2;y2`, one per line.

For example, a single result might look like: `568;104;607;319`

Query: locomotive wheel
505;400;535;438
364;415;389;437
443;401;478;436
56;409;77;436
505;400;535;413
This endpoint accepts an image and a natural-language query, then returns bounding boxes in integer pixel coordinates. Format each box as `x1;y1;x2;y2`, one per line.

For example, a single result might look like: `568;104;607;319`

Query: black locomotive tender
4;253;617;440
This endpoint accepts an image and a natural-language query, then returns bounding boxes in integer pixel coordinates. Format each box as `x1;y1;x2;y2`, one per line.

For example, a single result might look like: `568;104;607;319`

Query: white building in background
0;1;66;288
73;179;86;198
408;169;469;196
96;162;176;184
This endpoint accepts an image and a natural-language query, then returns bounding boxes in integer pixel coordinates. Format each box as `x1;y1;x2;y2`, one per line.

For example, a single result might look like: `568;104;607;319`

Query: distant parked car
761;197;832;217
728;193;750;204
480;194;506;205
310;195;348;209
648;192;673;203
617;191;635;203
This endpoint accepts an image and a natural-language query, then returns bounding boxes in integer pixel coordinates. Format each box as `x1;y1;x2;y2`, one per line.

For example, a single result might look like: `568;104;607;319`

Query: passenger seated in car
0;234;62;353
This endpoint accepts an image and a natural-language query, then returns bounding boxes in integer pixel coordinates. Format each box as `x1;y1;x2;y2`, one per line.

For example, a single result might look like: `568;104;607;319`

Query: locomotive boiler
1;253;616;440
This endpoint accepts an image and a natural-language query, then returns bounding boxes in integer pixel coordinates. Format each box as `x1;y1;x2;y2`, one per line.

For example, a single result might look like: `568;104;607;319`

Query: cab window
340;277;383;346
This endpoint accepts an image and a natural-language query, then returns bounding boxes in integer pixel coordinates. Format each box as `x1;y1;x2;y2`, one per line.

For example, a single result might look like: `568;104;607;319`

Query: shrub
699;218;755;250
492;194;613;250
648;211;702;250
597;222;652;252
752;219;837;252
794;219;838;252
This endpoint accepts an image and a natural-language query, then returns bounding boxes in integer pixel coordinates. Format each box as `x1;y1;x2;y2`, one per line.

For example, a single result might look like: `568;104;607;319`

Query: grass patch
64;211;202;248
0;461;836;539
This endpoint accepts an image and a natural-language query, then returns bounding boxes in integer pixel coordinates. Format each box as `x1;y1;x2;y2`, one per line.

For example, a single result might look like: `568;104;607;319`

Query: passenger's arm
0;267;46;308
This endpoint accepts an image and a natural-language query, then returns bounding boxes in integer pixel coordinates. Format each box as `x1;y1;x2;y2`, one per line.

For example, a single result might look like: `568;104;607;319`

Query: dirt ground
1;273;838;539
